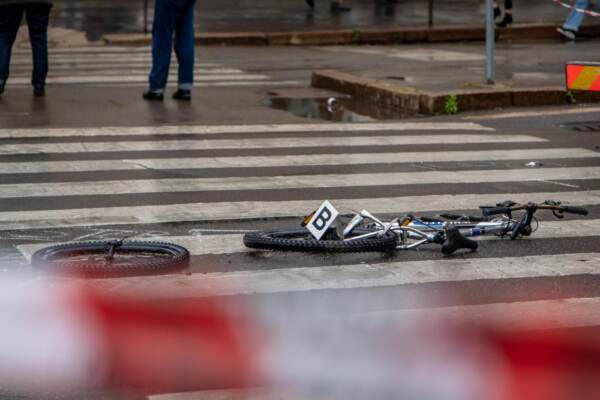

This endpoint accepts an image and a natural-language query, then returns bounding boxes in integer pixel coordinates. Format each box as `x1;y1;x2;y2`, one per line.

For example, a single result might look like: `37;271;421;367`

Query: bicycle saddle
441;226;479;255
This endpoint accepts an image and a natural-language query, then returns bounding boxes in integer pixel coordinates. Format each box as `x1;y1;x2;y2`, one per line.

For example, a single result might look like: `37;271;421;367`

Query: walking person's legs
0;6;25;94
497;0;513;27
173;0;195;100
145;0;179;100
558;0;589;40
25;4;51;96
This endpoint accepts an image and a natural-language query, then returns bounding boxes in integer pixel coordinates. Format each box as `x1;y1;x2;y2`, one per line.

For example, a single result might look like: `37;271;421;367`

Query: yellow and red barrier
566;62;600;92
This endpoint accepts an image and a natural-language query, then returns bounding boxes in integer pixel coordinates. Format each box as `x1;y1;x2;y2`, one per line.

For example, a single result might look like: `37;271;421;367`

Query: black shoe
493;5;501;20
33;86;45;97
330;1;351;12
172;89;191;101
497;13;513;27
143;90;164;101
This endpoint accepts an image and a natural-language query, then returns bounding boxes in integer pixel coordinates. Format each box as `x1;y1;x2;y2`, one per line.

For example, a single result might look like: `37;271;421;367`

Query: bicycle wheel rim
31;241;190;277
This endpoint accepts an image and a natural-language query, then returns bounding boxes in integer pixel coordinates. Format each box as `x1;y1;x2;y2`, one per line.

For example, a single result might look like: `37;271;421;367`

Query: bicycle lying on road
243;200;589;255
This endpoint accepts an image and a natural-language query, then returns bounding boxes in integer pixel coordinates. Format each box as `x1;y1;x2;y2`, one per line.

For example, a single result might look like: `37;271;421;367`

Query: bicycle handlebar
561;206;589;216
481;203;589;217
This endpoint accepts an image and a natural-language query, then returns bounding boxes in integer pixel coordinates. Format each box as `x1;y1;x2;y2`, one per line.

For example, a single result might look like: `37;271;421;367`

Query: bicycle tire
243;227;398;253
31;241;190;277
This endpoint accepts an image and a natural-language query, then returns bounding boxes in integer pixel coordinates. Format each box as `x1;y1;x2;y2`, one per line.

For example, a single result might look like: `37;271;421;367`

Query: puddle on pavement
267;96;417;122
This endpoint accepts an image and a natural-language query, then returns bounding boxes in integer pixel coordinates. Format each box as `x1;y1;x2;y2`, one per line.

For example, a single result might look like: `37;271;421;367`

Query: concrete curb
311;70;600;115
103;23;600;46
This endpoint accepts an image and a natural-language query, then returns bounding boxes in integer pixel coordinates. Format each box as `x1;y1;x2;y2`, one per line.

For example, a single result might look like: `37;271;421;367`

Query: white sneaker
557;27;576;40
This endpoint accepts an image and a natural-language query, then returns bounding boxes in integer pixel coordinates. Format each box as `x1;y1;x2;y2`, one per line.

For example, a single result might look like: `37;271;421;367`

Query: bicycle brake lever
510;203;536;239
552;210;565;219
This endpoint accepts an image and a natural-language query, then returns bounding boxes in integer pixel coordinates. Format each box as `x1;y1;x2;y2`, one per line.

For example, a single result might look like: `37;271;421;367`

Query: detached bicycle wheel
244;227;397;253
31;240;190;277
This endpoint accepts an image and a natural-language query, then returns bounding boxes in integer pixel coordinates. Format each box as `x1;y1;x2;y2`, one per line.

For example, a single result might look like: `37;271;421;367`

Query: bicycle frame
342;210;517;250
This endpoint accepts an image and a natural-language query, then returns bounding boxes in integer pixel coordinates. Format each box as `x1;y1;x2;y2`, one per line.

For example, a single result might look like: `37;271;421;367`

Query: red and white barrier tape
552;0;600;17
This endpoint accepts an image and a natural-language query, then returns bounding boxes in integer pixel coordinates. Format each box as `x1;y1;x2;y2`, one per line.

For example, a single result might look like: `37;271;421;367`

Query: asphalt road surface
0;44;599;400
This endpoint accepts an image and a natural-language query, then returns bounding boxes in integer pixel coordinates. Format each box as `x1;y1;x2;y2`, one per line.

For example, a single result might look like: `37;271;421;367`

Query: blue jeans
0;5;50;87
149;0;196;91
563;0;599;32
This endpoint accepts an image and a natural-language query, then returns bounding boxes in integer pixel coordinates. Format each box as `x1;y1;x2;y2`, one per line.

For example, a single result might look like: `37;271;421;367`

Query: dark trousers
0;4;50;88
149;0;196;91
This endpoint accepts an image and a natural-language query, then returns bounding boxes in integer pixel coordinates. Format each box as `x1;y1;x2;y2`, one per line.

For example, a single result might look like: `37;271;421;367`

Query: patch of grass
444;95;459;114
566;90;577;104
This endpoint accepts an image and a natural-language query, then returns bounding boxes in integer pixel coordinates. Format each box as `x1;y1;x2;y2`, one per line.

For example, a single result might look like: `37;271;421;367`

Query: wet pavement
3;40;599;124
1;23;600;400
51;0;579;40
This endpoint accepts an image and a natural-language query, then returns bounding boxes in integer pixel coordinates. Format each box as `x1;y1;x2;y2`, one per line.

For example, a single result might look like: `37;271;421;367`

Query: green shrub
351;29;362;44
444;95;459;114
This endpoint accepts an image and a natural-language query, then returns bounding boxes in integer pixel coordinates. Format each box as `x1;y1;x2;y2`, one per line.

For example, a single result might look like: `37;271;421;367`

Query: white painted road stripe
9;59;218;67
27;253;599;298
10;60;219;67
1;190;597;230
467;106;600;120
11;46;155;54
0;122;495;138
0;135;538;155
10;63;222;71
17;219;600;260
11;55;182;62
8;74;271;85
10;68;246;76
1;167;597;198
1;148;595;174
84;81;304;88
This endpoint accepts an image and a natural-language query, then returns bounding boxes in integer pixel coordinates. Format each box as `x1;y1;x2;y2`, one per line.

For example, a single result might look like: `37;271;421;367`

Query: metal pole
485;0;495;84
144;0;149;35
428;0;434;27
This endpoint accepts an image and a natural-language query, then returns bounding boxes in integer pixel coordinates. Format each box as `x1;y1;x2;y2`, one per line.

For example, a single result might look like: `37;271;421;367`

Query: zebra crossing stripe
0;122;495;138
22;253;599;298
11;46;156;54
17;219;600;260
9;68;246;76
1;190;598;230
0;135;540;155
82;81;304;88
0;148;595;174
11;64;223;72
466;106;600;120
11;55;173;61
8;74;271;85
1;167;597;198
10;60;219;68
